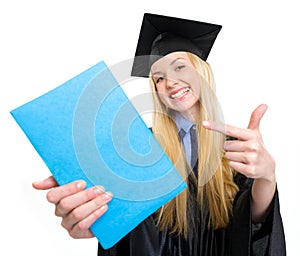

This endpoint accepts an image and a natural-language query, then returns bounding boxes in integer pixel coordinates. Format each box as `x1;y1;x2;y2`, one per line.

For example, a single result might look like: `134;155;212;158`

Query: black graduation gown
97;168;286;256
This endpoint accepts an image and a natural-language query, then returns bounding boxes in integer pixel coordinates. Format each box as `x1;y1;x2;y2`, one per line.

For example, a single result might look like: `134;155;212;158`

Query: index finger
46;180;87;204
202;121;252;141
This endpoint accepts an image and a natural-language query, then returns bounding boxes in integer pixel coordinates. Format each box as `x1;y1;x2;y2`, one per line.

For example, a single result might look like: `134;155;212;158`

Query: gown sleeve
230;174;286;256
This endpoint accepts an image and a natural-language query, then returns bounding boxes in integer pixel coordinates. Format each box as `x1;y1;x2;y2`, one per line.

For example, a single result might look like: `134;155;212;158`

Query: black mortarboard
131;13;222;77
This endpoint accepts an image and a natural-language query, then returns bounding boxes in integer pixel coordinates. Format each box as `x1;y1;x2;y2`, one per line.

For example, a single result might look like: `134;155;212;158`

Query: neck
180;102;201;123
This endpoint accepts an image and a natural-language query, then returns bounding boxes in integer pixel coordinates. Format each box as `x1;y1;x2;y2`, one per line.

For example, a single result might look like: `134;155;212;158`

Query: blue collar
174;113;194;134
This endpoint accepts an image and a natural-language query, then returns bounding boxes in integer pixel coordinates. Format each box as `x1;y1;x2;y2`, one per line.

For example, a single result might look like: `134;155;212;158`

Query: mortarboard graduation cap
131;13;222;77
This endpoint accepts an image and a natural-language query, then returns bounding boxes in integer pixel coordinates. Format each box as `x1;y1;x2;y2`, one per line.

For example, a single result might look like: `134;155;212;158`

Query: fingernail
106;191;113;197
94;186;105;195
202;121;210;128
102;191;113;200
32;176;51;185
32;180;41;185
76;180;86;189
96;204;108;215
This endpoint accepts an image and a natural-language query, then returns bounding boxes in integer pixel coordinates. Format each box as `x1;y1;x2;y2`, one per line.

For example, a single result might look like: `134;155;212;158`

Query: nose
166;77;178;89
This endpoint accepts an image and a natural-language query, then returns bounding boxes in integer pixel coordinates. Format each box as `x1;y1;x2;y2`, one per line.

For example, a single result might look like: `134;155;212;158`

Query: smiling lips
170;88;190;99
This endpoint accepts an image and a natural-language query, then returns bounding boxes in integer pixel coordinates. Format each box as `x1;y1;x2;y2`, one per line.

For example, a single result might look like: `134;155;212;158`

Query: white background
1;0;299;255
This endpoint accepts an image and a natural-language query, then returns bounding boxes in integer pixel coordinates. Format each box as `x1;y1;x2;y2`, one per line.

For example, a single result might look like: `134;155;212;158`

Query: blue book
10;61;187;249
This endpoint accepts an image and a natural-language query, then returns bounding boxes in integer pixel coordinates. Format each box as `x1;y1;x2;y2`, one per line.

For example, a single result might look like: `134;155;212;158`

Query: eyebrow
151;71;163;77
151;57;186;76
170;57;186;66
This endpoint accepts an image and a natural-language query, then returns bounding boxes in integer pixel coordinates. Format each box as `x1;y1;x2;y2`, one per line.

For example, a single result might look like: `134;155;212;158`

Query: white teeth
171;88;190;99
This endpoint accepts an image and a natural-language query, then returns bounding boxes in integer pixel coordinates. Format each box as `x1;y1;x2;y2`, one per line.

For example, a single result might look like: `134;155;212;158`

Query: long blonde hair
150;52;238;237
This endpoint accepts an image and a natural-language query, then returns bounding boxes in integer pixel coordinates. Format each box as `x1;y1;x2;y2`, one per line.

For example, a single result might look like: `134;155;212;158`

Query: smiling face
151;52;201;121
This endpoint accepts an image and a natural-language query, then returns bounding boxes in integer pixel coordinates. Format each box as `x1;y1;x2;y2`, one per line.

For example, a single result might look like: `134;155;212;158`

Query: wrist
255;174;276;185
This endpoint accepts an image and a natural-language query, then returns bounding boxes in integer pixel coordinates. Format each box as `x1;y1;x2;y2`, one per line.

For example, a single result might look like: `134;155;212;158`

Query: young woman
33;13;286;255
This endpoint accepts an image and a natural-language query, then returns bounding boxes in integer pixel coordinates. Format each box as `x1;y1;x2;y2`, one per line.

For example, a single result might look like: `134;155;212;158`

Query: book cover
10;61;187;249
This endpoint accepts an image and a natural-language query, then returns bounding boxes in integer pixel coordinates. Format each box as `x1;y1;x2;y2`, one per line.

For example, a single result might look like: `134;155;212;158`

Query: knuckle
54;207;62;217
57;198;71;212
68;229;78;239
245;152;256;164
76;220;89;233
224;141;231;151
251;143;260;153
68;222;88;239
69;208;84;221
246;165;256;178
60;219;68;230
245;140;260;153
46;190;56;203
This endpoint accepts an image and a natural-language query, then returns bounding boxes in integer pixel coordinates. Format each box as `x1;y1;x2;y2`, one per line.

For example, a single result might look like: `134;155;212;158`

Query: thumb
247;104;268;130
32;176;58;190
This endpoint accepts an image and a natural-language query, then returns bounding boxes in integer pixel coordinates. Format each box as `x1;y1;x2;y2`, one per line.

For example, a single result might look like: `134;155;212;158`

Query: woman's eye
155;77;164;84
176;65;185;71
